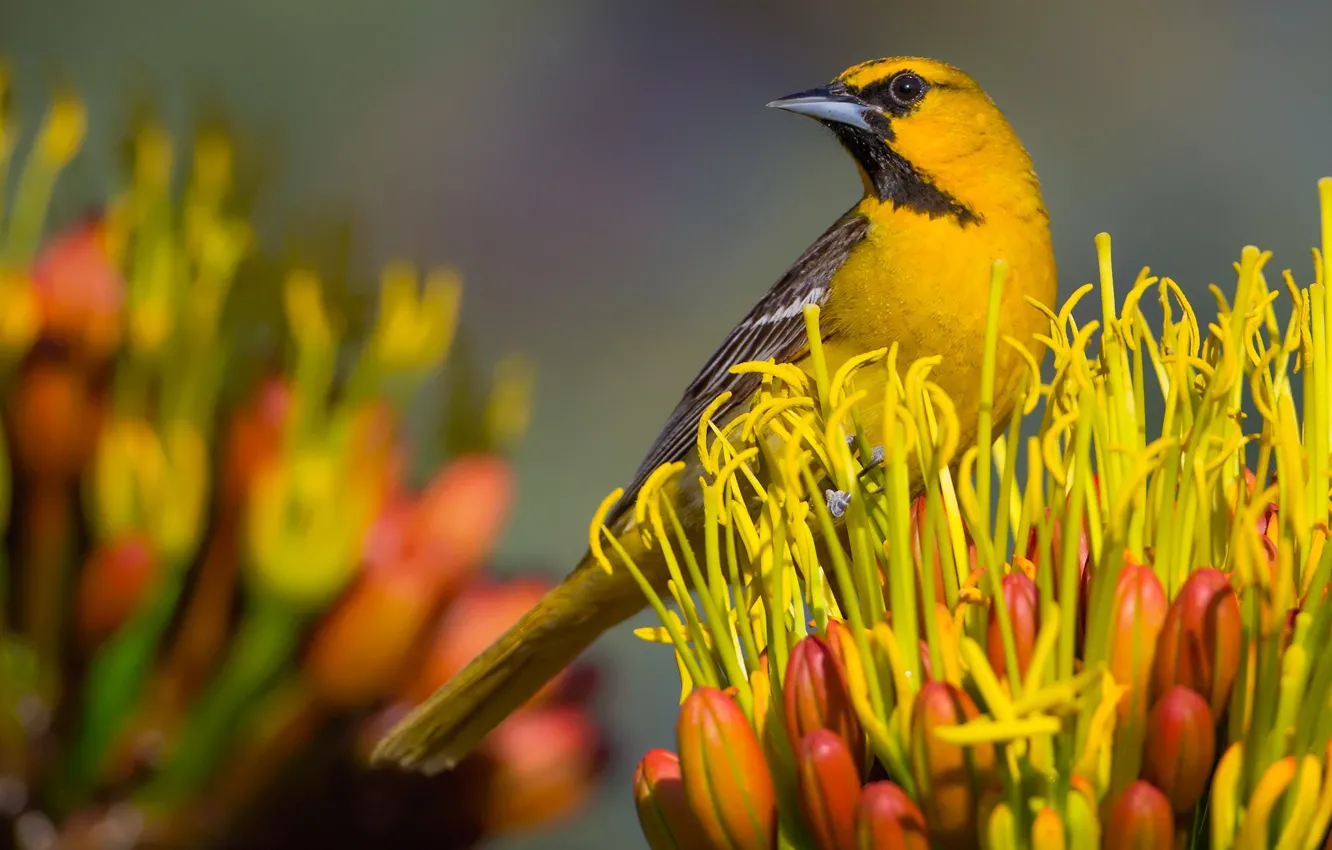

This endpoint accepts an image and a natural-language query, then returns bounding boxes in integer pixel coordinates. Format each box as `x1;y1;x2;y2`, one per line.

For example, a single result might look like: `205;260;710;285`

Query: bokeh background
2;0;1330;846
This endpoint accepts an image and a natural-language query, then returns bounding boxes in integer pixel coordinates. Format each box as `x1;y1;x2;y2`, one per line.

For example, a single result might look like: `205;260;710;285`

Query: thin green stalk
606;530;709;691
138;596;303;805
801;465;888;724
1059;389;1095;681
663;496;751;713
63;564;187;801
881;388;920;689
724;511;762;674
975;260;1008;554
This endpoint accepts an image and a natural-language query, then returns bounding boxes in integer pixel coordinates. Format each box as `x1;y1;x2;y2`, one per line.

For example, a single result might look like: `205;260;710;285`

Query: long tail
371;548;650;773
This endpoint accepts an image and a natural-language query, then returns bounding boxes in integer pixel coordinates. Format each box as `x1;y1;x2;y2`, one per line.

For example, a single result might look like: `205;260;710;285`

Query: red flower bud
796;730;861;850
854;782;928;850
635;749;713;850
986;572;1040;680
1107;563;1168;724
1023;506;1091;594
678;687;777;850
220;378;289;512
1150;568;1241;718
31;216;124;360
478;705;603;834
76;535;158;649
785;635;863;767
909;682;996;845
1103;781;1174;850
1141;686;1216;813
909;494;949;606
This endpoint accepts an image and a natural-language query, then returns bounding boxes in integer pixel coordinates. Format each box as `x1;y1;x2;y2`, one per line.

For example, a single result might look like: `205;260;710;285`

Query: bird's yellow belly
809;208;1057;455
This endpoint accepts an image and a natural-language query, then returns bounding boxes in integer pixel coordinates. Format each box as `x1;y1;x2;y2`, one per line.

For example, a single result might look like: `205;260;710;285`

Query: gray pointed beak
767;84;879;131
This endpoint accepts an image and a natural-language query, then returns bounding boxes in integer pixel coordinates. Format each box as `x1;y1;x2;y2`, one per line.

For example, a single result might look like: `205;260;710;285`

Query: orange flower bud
1107;562;1168;724
986;572;1039;680
785;635;863;767
796;730;861;850
678;687;776;850
307;456;513;708
304;566;435;707
854;782;928;850
402;578;554;705
478;705;603;834
1150;568;1241;718
824;619;871;712
1141;686;1215;813
7;358;102;480
410;454;513;591
1031;806;1065;850
909;682;996;845
1103;781;1174;850
75;534;158;649
636;749;713;850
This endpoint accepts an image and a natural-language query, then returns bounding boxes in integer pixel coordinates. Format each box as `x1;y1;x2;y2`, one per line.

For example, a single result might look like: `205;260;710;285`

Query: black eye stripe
855;71;931;116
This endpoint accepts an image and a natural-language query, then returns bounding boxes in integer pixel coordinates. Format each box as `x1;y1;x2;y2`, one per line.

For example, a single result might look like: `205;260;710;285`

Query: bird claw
845;436;885;470
825;488;852;518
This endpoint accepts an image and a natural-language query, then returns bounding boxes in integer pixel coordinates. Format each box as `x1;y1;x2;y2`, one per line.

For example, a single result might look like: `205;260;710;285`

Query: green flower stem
975;260;1006;552
22;482;74;699
663;496;752;714
802;306;832;420
929;473;962;612
1058;388;1094;682
881;380;920;689
0;417;9;633
64;565;188;800
724;516;762;675
1;139;59;264
977;261;1024;694
654;518;721;690
139;595;303;805
760;444;792;683
917;482;946;682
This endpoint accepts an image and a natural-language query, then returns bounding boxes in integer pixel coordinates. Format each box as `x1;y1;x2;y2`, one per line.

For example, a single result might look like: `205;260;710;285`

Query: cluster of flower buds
0;76;603;848
618;189;1332;849
635;635;933;850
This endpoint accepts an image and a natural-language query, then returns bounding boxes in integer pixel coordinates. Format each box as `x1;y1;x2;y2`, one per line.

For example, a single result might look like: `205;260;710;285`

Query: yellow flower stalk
626;178;1332;849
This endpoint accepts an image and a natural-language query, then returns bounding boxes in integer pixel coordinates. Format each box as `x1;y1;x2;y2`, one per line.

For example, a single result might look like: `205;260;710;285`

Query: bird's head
769;57;1043;225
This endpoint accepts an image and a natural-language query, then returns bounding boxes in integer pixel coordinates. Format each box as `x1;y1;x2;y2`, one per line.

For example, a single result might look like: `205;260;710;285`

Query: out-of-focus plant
613;177;1332;848
0;72;604;848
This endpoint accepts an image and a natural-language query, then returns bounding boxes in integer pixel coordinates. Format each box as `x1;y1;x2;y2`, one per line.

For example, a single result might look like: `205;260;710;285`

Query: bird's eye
887;72;927;107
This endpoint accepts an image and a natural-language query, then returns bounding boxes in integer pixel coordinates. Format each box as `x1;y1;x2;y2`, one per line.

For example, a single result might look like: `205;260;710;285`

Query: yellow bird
374;56;1058;772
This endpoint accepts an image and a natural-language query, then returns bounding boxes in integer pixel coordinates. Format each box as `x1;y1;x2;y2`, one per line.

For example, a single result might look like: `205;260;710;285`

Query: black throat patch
828;122;982;226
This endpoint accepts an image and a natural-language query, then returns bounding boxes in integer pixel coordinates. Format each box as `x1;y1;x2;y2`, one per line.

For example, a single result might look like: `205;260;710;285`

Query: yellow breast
810;198;1057;450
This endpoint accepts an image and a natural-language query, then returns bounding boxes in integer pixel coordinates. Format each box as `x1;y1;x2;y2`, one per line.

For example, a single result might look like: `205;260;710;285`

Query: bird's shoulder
606;209;872;526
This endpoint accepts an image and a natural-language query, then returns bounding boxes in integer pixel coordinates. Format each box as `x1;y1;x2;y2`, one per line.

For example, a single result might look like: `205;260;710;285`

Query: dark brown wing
606;210;870;525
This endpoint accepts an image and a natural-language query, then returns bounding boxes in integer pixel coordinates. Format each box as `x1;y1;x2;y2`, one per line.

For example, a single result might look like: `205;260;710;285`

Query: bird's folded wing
607;210;870;525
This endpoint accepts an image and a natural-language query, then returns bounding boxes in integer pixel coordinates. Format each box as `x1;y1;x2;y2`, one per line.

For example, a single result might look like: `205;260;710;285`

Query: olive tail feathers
370;551;645;774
